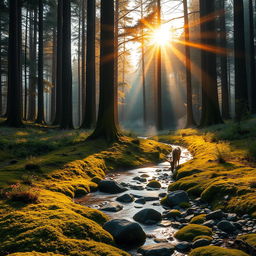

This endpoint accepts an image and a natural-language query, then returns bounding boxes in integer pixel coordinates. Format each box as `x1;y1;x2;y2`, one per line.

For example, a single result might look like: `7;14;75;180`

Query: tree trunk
199;0;223;126
60;0;73;129
234;0;249;120
28;7;37;121
82;0;96;129
141;0;146;127
156;0;162;130
24;7;29;121
0;15;2;116
89;0;119;142
36;0;45;124
51;27;57;123
183;0;196;127
53;0;63;125
114;0;119;126
218;0;230;119
6;0;23;127
249;0;256;113
78;0;81;125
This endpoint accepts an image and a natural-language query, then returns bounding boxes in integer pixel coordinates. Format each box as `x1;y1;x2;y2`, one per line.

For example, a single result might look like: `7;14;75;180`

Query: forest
0;0;256;256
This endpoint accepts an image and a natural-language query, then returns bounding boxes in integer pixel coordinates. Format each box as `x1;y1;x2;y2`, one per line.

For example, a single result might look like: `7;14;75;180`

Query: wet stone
133;208;162;225
116;193;134;203
100;202;123;212
138;243;175;256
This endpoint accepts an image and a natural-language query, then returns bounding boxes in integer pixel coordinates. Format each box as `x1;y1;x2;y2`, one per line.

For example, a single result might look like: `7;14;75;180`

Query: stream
76;145;193;255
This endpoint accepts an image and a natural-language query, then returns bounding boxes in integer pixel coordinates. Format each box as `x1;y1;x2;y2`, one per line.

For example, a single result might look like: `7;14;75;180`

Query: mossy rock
190;214;206;224
166;209;182;218
146;180;161;189
189;246;249;256
193;236;213;242
8;253;63;256
179;202;191;209
237;233;256;248
175;224;212;242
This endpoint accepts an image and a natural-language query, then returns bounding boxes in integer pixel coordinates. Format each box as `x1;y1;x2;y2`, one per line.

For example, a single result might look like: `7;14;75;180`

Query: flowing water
76;145;193;255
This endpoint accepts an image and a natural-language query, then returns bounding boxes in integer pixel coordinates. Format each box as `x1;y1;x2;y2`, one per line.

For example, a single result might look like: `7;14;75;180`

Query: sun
149;25;172;47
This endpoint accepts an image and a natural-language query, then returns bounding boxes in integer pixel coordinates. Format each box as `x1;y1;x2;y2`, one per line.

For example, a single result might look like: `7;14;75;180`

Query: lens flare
149;25;172;46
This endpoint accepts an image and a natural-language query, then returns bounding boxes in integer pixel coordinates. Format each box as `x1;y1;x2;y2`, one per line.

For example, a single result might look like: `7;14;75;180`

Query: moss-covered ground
154;118;256;217
0;125;171;256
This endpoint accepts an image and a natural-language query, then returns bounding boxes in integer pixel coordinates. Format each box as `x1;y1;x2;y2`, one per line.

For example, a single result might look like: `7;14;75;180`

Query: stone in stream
103;219;146;248
130;184;144;190
116;193;134;203
164;190;189;207
133;208;162;225
217;220;236;233
135;198;146;205
206;209;225;220
192;238;212;249
100;202;123;212
98;180;127;194
146;180;162;189
138;243;175;256
175;242;191;252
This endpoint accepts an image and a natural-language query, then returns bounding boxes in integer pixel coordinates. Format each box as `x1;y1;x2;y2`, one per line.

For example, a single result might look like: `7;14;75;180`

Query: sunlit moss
190;214;206;224
189;246;249;256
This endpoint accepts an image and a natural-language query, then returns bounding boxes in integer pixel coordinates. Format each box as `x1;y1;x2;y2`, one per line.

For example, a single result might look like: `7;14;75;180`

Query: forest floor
0;118;255;256
0;122;170;256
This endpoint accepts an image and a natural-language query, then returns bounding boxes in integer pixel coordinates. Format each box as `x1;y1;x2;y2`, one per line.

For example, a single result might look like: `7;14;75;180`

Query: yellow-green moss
174;224;212;242
8;253;63;256
0;127;171;256
237;233;256;248
146;180;161;188
192;236;213;242
189;246;249;256
155;119;256;216
166;209;182;218
190;214;206;224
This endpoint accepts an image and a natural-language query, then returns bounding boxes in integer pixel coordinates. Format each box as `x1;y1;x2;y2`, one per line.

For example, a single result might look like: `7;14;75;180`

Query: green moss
0;127;171;256
175;224;212;242
189;246;249;256
8;253;63;256
166;209;182;218
193;236;213;242
237;233;256;248
156;119;256;217
190;214;206;224
146;180;161;188
179;202;191;209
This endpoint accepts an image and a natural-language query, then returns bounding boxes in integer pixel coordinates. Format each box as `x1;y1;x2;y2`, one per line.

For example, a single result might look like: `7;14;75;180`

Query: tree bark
51;27;57;123
53;0;63;125
249;0;256;113
183;0;196;127
60;0;73;129
234;0;249;120
218;0;230;119
36;0;45;124
89;0;120;142
199;0;223;126
156;0;162;130
6;0;23;127
24;7;29;120
82;0;96;129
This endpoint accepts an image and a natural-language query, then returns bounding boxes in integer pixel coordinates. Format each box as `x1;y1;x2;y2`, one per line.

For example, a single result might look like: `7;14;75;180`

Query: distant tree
183;0;196;127
199;0;223;126
217;0;230;119
81;0;96;129
89;0;120;141
6;0;23;127
156;0;162;130
234;0;248;120
60;0;73;129
53;0;63;125
248;0;256;114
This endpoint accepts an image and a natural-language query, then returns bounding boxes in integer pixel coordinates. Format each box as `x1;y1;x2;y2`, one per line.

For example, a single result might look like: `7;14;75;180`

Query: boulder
165;190;189;207
133;208;162;225
217;220;236;233
116;193;134;203
206;210;225;220
146;180;161;189
103;219;146;248
138;243;175;256
192;239;211;248
100;202;123;212
98;180;127;194
175;242;191;252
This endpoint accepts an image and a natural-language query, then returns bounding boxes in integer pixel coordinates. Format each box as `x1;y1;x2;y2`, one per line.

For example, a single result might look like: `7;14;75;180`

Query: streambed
76;145;193;255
